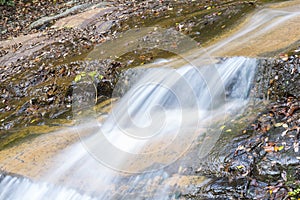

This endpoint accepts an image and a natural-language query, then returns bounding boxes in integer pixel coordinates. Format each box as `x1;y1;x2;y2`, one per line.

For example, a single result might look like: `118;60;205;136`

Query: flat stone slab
0;33;56;66
0;123;98;179
53;7;116;29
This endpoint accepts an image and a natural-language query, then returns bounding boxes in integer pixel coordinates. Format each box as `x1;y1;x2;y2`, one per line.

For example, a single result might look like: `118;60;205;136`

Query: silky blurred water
0;57;257;199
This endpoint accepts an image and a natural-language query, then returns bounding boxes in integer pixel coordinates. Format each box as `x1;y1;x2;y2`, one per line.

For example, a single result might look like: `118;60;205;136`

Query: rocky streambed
0;0;300;199
0;0;265;148
0;56;299;199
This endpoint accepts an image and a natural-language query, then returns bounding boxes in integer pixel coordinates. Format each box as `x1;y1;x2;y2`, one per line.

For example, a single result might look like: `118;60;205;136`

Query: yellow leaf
220;125;226;130
225;129;232;133
98;75;104;80
74;75;81;82
278;146;284;151
274;146;284;152
236;165;244;169
88;71;97;77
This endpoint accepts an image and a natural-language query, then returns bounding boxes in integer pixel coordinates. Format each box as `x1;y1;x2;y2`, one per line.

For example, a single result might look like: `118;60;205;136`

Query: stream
0;56;257;199
0;0;300;199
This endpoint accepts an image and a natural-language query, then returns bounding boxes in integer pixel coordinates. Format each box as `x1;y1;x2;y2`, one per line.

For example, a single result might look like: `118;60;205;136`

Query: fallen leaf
263;145;274;153
281;171;287;182
74;74;81;82
236;145;245;151
294;142;299;152
88;71;97;77
274;122;283;127
282;130;288;137
236;165;244;169
282;124;289;128
274;146;284;152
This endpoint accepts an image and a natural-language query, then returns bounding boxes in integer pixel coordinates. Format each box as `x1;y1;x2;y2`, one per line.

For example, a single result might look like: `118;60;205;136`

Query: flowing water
185;0;300;59
0;57;257;199
1;0;300;199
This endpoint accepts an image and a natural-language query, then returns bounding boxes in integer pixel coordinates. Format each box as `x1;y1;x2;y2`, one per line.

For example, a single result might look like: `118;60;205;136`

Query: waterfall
1;0;300;197
0;57;258;199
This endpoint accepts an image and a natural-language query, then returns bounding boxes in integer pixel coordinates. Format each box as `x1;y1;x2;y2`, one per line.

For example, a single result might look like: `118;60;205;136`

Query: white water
0;57;257;199
0;174;96;200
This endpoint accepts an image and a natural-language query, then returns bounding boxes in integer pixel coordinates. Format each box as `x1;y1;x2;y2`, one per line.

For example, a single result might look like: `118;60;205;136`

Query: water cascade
0;57;257;199
1;0;300;199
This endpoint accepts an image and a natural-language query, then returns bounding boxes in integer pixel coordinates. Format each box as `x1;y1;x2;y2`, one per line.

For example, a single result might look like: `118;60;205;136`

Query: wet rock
256;57;300;100
190;57;300;199
94;20;114;34
0;58;122;131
